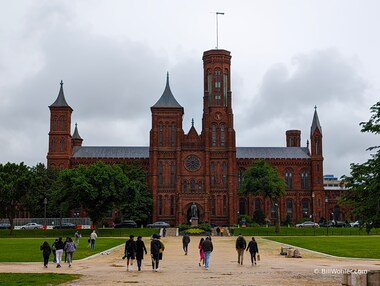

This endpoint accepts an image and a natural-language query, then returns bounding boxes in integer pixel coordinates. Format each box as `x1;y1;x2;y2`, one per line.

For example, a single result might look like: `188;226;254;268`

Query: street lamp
311;192;315;222
325;195;329;221
237;211;240;226
43;197;47;228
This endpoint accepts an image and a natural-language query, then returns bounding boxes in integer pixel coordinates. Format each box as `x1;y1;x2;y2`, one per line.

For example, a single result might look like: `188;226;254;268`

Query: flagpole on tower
216;12;224;49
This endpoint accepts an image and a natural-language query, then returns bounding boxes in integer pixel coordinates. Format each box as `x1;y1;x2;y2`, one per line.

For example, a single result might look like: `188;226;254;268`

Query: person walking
182;233;190;255
220;227;225;236
123;235;137;271
63;237;69;263
74;230;81;245
55;237;64;268
51;239;58;263
40;241;51;268
198;237;205;267
135;236;147;271
64;237;76;267
150;234;162;272
246;237;259;266
202;236;213;270
90;230;97;250
235;234;247;265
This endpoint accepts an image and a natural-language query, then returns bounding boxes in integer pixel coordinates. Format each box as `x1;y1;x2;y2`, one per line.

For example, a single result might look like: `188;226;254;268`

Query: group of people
122;233;165;272
235;234;259;266
40;235;78;268
182;233;214;270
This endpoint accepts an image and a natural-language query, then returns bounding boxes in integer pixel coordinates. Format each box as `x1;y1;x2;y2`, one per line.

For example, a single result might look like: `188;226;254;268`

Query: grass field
0;237;126;262
0;273;81;286
266;236;380;259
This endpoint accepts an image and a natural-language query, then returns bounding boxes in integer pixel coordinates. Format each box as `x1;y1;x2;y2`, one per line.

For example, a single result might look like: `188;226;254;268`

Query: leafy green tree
119;162;152;226
53;161;136;229
252;208;266;225
239;159;286;233
0;162;33;233
341;101;380;233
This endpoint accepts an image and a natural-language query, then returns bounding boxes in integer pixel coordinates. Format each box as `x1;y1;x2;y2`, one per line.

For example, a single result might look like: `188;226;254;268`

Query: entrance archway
186;203;202;223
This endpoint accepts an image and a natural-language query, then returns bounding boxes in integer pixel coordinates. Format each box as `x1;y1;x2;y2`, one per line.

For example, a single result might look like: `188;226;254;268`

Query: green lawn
0;238;126;262
0;273;80;286
266;236;380;259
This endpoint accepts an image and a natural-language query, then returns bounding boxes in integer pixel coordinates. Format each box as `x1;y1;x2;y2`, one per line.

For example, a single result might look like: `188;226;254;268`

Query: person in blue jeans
201;236;213;270
90;230;97;250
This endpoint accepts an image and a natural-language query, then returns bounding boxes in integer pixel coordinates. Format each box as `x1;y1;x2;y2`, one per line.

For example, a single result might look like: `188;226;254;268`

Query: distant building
323;174;349;221
47;49;327;225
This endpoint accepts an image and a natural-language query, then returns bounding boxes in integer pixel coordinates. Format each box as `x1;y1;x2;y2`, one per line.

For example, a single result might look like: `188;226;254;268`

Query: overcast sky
1;1;379;178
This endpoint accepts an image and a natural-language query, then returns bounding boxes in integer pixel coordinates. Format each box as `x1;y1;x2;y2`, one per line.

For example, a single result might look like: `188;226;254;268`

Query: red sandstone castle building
47;49;326;226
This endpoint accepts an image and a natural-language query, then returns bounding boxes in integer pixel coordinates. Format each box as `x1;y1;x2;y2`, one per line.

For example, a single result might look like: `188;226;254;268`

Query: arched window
159;122;163;146
60;116;65;131
170;195;175;215
190;179;196;192
239;198;246;215
215;69;221;106
158;162;163;185
211;195;216;215
211;162;215;185
59;138;65;152
208;70;212;106
220;124;225;147
170;162;175;186
223;195;227;215
315;137;320;155
198;180;202;192
285;169;293;189
171;122;175;147
51;138;56;152
238;168;245;187
158;195;163;215
52;117;58;131
286;199;293;219
223;70;228;107
212;124;216;147
183;180;187;192
222;162;227;185
255;198;262;210
301;170;309;190
302;199;310;219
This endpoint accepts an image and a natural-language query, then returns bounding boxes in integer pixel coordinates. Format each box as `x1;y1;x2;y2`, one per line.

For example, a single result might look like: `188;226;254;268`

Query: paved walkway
0;236;378;285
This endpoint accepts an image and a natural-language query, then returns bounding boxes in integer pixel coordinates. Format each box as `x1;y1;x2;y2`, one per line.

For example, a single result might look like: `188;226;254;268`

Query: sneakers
155;268;159;272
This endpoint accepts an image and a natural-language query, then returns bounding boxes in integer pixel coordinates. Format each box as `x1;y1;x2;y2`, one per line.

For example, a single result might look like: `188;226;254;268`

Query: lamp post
237;211;240;226
43;197;47;228
324;195;329;221
311;192;315;222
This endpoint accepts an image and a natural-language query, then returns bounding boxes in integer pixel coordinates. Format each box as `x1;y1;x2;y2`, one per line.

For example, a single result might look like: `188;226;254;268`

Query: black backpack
237;237;245;248
151;240;161;255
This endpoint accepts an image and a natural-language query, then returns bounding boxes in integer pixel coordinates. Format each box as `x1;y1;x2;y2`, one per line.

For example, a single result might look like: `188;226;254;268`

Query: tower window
212;124;216;147
51;138;56;152
223;71;228;107
60;116;66;131
52;117;58;131
301;170;309;190
198;180;202;192
208;71;212;106
315;137;320;155
158;162;163;185
215;70;221;106
285;169;293;189
159;122;163;146
211;162;215;185
190;179;196;192
170;162;175;186
220;124;225;147
59;138;65;152
183;180;187;192
171;122;175;147
222;162;227;185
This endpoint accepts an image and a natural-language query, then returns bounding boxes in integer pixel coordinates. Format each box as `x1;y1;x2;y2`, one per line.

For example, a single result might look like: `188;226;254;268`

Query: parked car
350;221;361;228
332;221;350;228
146;221;170;228
114;220;137;228
53;222;77;229
318;221;333;227
0;223;11;229
295;221;319;228
20;222;43;230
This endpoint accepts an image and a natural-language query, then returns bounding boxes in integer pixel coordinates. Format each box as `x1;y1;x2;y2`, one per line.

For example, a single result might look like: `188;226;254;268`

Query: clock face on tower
185;155;201;171
214;112;222;120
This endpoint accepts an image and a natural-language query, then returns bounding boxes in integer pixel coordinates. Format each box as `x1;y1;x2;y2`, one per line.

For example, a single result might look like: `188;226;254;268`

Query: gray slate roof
310;107;322;135
152;73;182;108
72;146;310;159
50;81;70;108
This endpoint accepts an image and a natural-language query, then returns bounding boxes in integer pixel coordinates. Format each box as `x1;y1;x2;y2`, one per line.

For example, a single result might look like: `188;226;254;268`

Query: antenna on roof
215;12;225;49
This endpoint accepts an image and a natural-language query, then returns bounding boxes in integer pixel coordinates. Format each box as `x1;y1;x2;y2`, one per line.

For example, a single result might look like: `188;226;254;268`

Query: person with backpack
235;234;247;265
135;236;147;271
182;233;190;255
64;237;76;267
246;236;259;266
150;234;161;272
123;235;137;271
40;241;51;268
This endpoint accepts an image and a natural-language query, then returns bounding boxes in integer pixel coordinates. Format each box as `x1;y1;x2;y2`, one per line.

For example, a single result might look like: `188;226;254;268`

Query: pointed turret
152;73;182;108
310;106;322;136
50;80;71;108
72;123;83;147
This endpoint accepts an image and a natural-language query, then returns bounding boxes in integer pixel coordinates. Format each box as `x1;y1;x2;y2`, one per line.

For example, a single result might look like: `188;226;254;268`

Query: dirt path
0;236;379;285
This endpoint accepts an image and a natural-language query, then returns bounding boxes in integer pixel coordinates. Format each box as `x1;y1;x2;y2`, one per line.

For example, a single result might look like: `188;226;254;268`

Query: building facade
47;49;326;226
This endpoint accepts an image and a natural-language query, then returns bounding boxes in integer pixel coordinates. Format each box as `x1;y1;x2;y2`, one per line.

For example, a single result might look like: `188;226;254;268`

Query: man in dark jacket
201;236;213;270
235;234;247;265
150;234;162;272
124;235;137;271
182;233;191;255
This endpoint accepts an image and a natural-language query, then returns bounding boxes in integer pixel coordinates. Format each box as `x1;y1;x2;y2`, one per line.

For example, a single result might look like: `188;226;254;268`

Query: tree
340;101;380;233
119;162;152;226
0;162;33;233
239;159;286;233
52;161;136;229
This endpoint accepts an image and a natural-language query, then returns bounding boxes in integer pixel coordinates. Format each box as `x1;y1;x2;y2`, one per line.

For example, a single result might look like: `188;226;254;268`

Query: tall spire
50;80;70;107
310;105;322;135
72;123;82;139
152;73;182;108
